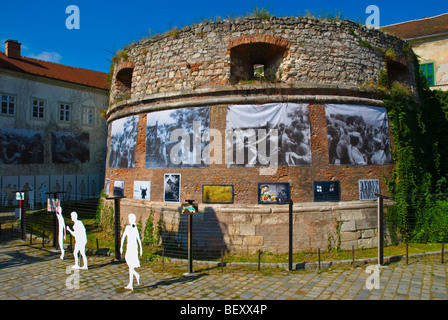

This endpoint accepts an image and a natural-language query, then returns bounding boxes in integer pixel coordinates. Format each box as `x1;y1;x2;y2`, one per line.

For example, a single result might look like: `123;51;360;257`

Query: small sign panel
181;202;198;214
47;198;60;212
16;192;25;201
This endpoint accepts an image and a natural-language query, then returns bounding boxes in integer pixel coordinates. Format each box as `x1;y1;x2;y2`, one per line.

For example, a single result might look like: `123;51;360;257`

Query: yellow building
383;13;448;91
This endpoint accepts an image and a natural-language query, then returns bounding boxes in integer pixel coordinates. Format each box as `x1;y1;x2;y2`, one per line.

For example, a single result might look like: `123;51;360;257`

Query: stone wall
109;16;415;103
113;198;392;254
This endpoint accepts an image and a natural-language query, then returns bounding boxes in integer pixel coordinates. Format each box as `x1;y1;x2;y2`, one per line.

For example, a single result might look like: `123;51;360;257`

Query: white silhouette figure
56;206;66;259
120;213;142;290
66;211;88;269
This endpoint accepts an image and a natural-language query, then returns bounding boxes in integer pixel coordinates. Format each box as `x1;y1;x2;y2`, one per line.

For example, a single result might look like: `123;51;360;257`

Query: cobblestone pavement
1;240;447;304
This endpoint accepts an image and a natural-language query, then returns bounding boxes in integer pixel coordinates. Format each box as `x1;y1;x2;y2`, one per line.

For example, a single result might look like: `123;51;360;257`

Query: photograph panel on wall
50;175;64;195
106;123;111;168
226;103;311;168
63;175;76;201
164;174;181;203
109;115;138;169
359;179;380;201
35;175;50;206
146;106;210;169
51;131;90;163
1;176;19;206
19;175;35;209
113;180;125;197
313;181;341;202
0;128;44;164
104;178;111;197
325;104;392;166
77;174;89;200
88;174;100;199
257;182;291;204
202;185;234;204
133;181;151;200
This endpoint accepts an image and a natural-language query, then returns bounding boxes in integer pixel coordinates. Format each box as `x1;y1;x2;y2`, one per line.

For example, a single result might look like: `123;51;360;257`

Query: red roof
0;51;109;90
382;13;448;40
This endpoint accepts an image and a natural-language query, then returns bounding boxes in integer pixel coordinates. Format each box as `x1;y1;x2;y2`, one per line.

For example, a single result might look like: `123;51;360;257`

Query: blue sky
1;0;447;73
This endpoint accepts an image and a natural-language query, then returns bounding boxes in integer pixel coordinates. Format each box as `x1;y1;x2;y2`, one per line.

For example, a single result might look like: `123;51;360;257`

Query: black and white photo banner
325;104;392;166
146;106;210;169
226;103;311;168
108;115;138;169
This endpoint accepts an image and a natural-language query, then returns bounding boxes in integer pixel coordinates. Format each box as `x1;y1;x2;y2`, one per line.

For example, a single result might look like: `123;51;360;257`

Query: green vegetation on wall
384;54;448;244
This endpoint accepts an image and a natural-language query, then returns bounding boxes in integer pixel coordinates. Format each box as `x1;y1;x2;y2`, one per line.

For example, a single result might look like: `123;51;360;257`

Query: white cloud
29;51;62;63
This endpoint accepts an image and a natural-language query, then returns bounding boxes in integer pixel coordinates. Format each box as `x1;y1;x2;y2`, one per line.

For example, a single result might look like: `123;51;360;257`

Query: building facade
105;17;417;253
0;40;109;208
383;13;448;91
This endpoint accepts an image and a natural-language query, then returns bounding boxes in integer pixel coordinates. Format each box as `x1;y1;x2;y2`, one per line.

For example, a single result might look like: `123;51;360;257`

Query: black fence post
318;248;321;271
378;196;384;265
442;242;444;264
352;245;355;268
288;199;293;271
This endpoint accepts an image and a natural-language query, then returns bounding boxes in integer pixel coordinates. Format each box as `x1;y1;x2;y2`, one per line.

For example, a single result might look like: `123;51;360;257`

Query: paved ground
0;239;447;306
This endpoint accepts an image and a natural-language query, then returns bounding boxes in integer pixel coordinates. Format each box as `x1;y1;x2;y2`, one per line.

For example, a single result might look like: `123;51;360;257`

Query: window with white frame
82;107;94;125
1;94;16;115
59;103;71;122
32;99;45;119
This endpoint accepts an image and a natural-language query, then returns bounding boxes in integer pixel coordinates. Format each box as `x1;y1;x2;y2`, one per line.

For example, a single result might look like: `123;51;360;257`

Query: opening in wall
116;67;133;89
230;42;287;83
386;59;411;88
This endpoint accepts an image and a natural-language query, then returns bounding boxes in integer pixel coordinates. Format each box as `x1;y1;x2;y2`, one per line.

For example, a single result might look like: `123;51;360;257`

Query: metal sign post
15;191;26;241
182;199;198;274
288;198;293;271
375;193;390;266
107;196;126;261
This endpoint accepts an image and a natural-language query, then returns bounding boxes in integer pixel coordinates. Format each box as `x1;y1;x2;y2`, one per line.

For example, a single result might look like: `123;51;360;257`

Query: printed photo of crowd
0;128;44;164
108;115;138;169
145;106;210;169
51;131;90;164
226;103;312;167
325;104;392;166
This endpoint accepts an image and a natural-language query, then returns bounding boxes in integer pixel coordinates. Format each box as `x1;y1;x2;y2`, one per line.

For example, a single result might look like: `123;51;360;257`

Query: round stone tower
105;16;416;254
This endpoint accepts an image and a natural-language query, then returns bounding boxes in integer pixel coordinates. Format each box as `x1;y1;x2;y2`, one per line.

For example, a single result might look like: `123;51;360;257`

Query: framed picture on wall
359;179;379;200
164;174;181;203
113;180;124;197
257;182;290;204
313;181;340;202
202;185;234;204
134;181;151;200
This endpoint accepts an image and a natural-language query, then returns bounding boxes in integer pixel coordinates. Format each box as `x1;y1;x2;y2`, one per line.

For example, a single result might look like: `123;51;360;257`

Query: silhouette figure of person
66;211;88;269
56;206;66;259
120;213;142;290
